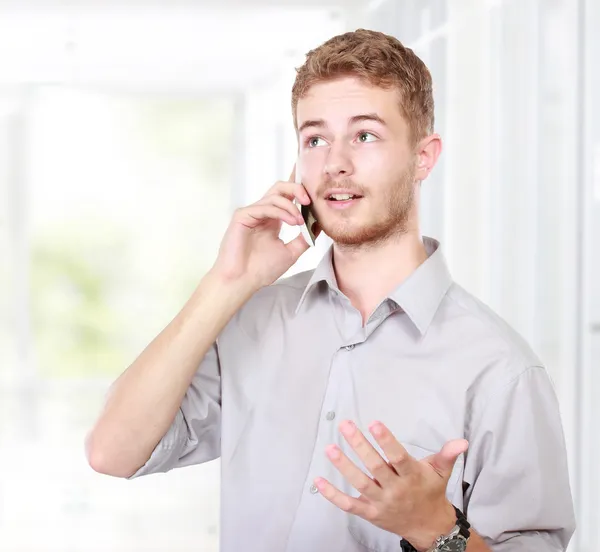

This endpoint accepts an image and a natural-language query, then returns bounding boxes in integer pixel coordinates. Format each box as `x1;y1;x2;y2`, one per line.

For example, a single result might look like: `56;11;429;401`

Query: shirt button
345;344;355;351
309;484;319;494
326;411;336;421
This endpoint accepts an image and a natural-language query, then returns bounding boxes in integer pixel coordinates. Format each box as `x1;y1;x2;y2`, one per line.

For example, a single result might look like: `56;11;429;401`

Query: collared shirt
130;237;575;552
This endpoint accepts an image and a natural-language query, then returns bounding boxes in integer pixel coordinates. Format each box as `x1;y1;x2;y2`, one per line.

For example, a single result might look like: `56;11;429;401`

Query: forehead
296;76;404;130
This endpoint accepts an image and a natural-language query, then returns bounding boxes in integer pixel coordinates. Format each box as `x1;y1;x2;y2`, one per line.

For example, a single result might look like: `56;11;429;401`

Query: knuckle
343;499;356;514
355;478;372;494
388;453;406;465
369;457;388;472
266;186;291;201
389;484;405;501
405;472;421;487
363;507;378;522
272;180;288;191
271;195;288;207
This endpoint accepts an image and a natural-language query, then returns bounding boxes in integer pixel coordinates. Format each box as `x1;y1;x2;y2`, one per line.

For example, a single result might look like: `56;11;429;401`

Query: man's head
292;29;441;247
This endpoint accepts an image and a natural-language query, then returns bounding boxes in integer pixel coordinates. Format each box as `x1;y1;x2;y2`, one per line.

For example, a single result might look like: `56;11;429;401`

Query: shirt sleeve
463;365;576;551
128;342;222;478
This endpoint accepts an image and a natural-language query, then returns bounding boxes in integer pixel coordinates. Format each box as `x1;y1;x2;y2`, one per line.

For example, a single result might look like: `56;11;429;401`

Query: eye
307;136;327;148
357;132;377;143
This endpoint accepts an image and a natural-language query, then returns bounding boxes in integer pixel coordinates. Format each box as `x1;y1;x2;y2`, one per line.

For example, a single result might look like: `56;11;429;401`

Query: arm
463;365;576;551
85;172;312;478
84;272;253;478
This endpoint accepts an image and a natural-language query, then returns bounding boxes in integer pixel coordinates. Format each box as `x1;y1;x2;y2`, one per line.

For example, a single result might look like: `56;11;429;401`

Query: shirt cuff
127;408;186;479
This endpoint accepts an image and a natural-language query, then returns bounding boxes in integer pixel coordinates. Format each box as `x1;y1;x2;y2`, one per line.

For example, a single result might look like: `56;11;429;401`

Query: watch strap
399;506;470;551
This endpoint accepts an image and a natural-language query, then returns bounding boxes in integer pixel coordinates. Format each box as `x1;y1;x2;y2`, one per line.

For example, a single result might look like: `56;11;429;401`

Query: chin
324;220;409;247
324;225;386;246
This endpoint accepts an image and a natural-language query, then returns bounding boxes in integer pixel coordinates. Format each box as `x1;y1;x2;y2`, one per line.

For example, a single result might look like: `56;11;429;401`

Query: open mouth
326;193;363;201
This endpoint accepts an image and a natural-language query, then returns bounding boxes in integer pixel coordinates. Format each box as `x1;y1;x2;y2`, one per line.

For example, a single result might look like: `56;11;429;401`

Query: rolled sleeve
128;342;222;479
464;366;576;550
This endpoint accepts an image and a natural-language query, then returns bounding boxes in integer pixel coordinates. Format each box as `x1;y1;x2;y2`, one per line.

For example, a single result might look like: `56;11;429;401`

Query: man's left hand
314;420;468;551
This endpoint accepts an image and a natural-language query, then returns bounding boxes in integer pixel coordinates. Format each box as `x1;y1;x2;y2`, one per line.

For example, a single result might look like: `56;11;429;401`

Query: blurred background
0;0;598;550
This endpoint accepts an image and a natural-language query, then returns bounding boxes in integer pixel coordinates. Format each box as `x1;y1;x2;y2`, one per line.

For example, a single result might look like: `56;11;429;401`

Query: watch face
439;538;468;552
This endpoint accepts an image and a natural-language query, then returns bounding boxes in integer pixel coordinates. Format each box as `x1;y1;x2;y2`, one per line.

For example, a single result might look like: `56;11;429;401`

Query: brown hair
291;28;434;145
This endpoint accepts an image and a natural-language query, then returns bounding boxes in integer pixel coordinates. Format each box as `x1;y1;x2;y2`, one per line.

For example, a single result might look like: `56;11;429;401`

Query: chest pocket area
347;442;465;552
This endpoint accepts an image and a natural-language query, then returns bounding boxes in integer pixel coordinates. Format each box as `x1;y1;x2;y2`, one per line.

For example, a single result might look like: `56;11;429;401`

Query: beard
315;163;417;248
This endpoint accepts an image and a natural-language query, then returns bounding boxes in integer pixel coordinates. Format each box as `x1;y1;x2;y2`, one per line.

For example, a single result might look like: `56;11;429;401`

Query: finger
285;232;310;262
314;477;378;520
325;444;383;501
269;182;310;205
369;421;416;477
236;204;302;229
257;194;304;224
265;181;311;205
339;420;397;487
425;439;469;479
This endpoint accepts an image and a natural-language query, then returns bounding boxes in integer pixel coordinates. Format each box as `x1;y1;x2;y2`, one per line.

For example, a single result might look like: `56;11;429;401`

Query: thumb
285;232;310;262
426;439;469;479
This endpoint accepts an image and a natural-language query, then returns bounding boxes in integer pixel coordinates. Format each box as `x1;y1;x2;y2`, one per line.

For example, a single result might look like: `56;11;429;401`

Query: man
86;29;575;551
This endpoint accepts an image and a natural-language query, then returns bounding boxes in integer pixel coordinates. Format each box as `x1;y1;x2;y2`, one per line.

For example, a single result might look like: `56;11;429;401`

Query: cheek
353;146;392;175
358;148;410;184
299;150;327;186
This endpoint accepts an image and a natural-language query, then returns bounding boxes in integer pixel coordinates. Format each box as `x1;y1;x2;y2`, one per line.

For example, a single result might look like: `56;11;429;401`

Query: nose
324;143;354;179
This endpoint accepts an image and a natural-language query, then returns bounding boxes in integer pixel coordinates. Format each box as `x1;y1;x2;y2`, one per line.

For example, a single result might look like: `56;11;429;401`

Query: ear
414;133;442;181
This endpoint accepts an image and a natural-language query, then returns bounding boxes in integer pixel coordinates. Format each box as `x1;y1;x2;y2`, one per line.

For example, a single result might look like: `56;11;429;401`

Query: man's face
296;77;419;247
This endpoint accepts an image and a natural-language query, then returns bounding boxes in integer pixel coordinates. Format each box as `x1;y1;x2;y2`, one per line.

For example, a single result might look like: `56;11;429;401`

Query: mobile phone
294;157;318;247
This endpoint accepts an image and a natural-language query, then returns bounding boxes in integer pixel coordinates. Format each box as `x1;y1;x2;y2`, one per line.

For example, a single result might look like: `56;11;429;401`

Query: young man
86;29;575;552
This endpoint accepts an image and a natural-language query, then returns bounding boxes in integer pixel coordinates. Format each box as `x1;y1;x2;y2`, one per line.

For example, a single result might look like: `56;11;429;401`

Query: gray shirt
130;238;575;552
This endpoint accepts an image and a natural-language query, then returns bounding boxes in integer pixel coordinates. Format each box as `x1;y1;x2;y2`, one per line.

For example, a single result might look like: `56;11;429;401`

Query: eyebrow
298;113;387;133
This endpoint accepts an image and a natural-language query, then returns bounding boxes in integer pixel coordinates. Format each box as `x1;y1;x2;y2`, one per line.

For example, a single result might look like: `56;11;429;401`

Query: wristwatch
400;506;471;552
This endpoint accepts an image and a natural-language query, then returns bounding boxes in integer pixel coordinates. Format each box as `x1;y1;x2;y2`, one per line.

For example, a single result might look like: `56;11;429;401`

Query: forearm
85;269;254;477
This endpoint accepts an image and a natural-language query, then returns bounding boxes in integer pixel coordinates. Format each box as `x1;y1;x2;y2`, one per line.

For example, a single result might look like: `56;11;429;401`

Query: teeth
330;194;354;201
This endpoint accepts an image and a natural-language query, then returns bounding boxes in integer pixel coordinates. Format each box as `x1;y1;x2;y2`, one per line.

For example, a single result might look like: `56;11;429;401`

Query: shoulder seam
468;365;548;439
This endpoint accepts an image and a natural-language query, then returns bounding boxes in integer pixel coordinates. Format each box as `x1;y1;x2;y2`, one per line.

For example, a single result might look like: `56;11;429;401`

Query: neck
332;229;428;324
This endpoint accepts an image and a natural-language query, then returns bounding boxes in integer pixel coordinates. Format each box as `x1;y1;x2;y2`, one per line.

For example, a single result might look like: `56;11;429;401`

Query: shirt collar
294;246;338;314
294;237;453;336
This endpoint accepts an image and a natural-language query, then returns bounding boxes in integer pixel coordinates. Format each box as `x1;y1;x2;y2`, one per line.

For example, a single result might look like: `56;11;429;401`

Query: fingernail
370;422;384;437
326;445;341;460
341;420;356;436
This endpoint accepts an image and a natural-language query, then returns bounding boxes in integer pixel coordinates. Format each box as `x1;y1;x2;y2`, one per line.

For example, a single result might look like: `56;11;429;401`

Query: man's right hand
86;169;314;479
211;167;313;291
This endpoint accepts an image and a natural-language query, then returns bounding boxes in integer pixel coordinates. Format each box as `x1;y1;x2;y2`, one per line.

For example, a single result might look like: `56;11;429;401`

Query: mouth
325;192;364;201
324;191;363;210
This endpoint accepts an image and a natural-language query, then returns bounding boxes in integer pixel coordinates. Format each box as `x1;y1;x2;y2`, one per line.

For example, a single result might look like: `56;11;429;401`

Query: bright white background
0;0;598;551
